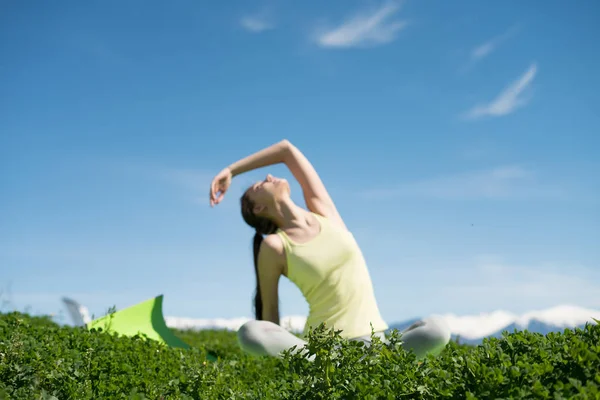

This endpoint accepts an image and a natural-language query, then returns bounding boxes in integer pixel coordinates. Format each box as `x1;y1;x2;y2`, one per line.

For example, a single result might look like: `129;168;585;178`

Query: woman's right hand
209;167;232;207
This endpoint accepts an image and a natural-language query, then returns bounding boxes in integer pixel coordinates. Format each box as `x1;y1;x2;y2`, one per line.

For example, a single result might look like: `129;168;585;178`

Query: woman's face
247;174;290;208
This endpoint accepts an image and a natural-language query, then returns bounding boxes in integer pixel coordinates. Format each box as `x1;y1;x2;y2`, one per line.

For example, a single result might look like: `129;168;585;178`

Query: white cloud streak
240;13;274;33
360;165;563;201
464;63;538;119
315;2;408;48
470;26;519;62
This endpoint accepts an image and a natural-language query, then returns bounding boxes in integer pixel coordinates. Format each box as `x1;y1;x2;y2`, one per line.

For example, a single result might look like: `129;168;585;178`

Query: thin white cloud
157;168;215;195
240;13;274;33
360;164;563;201
471;41;495;61
115;161;281;207
157;167;262;207
316;2;408;48
470;25;519;62
438;257;600;314
464;63;538;119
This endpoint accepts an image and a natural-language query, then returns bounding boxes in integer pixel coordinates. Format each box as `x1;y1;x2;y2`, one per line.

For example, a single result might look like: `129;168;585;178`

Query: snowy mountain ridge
164;304;600;341
437;304;600;340
61;298;599;341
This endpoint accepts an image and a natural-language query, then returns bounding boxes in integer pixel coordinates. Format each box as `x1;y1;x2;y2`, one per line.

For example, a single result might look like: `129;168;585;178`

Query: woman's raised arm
211;139;346;229
280;140;345;229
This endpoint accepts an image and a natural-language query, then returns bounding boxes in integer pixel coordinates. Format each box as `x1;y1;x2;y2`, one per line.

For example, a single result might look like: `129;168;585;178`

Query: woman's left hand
209;167;232;207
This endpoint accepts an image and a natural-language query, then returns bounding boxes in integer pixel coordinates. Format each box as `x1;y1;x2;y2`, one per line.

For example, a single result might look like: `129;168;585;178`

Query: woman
209;139;451;360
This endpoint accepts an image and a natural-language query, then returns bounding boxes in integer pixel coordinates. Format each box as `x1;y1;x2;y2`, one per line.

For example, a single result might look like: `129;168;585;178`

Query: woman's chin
277;185;291;198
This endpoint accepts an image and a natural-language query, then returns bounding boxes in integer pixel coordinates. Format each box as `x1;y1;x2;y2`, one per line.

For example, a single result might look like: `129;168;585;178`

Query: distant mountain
61;298;599;345
453;319;592;345
388;305;599;345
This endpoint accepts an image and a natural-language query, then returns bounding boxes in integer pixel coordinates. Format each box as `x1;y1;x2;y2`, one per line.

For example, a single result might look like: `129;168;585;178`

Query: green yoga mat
87;294;217;362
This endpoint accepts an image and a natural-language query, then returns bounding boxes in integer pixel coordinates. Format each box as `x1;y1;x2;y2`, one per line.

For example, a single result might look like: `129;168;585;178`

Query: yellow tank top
276;212;388;339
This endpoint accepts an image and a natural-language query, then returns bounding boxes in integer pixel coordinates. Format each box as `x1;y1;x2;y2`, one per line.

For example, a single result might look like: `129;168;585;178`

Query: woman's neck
271;198;311;231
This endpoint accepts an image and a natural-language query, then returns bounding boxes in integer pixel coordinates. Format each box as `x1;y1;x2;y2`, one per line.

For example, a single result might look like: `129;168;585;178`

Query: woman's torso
276;212;388;339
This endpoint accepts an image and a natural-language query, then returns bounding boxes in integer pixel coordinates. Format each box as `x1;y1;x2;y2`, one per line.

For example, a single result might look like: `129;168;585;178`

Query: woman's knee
237;319;308;358
237;320;268;355
400;315;451;359
423;315;452;350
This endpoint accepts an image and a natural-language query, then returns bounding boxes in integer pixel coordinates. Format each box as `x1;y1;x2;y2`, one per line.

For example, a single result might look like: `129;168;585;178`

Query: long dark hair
240;189;278;320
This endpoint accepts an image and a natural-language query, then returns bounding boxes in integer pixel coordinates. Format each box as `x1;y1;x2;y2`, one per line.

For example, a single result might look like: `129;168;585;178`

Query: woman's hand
209;167;232;207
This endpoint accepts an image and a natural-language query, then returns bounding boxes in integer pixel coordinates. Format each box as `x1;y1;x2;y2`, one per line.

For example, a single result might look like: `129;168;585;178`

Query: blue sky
1;0;599;324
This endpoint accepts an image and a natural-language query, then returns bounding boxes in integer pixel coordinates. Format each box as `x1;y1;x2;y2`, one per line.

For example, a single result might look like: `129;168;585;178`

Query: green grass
1;311;598;399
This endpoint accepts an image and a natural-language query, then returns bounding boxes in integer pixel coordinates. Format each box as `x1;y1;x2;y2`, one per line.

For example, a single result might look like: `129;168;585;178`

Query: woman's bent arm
224;139;345;228
228;140;290;177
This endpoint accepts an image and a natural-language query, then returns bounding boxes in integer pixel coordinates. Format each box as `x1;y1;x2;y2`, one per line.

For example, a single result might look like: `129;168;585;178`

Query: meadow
0;311;598;399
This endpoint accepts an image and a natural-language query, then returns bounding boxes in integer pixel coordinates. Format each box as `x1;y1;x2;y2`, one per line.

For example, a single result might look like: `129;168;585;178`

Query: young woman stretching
209;140;451;360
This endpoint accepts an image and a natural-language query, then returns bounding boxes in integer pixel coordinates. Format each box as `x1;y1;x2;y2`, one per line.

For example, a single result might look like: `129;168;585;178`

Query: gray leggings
237;316;451;361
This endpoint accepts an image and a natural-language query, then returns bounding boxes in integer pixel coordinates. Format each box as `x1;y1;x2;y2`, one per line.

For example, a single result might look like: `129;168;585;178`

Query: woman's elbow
279;139;293;152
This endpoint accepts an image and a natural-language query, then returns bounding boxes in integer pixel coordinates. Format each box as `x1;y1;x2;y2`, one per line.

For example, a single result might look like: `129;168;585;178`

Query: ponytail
252;231;264;320
240;189;279;321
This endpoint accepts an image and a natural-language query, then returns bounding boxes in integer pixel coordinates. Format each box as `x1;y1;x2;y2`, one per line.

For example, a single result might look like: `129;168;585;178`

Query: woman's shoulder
262;233;286;256
310;210;348;232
